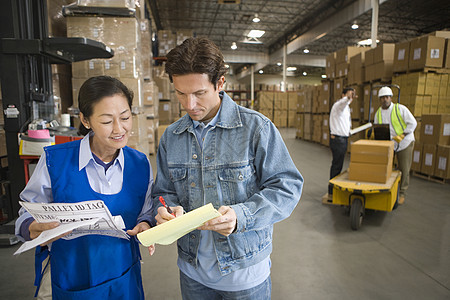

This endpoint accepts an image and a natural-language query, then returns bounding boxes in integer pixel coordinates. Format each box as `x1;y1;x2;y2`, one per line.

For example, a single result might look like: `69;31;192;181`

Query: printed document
14;200;128;255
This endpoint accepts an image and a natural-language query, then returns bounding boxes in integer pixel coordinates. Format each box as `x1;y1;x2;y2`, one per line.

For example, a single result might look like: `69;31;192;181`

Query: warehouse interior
0;0;450;299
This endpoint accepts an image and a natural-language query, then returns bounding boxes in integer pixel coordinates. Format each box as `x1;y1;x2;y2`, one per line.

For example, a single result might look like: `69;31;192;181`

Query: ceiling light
259;70;264;74
303;48;310;54
248;30;265;38
357;38;379;46
321;74;327;78
252;14;260;23
231;42;237;50
302;72;307;76
351;22;359;30
287;66;297;72
224;64;230;68
277;62;282;66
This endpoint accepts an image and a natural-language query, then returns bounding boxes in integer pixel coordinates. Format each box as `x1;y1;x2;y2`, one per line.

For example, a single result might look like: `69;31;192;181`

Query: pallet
411;171;449;184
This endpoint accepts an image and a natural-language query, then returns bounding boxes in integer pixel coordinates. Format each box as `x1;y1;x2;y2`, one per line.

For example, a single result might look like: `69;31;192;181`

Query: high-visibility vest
376;103;407;136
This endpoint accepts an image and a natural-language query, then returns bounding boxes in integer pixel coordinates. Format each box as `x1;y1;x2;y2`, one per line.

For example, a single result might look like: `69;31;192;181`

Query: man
152;37;303;300
328;87;356;195
374;86;417;204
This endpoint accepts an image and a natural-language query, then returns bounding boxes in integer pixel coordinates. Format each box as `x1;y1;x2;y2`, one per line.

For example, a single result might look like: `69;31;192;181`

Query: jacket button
192;154;197;159
191;182;196;187
238;174;244;180
188;258;193;263
191;234;196;239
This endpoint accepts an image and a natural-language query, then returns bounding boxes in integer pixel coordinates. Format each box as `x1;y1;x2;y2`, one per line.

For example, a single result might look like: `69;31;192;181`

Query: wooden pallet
411;171;449;184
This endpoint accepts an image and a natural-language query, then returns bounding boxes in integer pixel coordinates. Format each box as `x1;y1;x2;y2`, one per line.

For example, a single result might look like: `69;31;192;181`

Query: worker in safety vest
374;86;417;205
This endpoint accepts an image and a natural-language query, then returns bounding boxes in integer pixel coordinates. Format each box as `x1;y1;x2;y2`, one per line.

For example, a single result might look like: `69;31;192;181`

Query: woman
15;76;155;299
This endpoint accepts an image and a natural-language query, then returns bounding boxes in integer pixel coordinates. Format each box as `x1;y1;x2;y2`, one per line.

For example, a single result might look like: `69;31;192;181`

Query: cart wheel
350;198;363;230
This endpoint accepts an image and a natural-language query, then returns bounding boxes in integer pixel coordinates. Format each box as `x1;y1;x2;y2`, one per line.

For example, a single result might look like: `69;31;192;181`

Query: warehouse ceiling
149;0;450;78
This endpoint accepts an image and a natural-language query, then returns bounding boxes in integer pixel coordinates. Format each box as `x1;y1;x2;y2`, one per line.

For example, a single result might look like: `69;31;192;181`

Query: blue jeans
179;271;271;300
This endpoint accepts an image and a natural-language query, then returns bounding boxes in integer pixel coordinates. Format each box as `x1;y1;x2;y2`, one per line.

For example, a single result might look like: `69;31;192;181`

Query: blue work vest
37;140;149;300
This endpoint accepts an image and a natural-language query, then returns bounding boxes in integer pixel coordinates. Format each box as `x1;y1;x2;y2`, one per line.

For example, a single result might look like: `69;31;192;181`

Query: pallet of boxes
390;30;450;183
66;0;156;156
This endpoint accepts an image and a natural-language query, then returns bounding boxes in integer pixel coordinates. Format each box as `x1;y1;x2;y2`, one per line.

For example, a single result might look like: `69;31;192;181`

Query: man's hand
393;133;405;143
127;222;155;255
198;206;237;237
155;205;184;225
29;220;71;246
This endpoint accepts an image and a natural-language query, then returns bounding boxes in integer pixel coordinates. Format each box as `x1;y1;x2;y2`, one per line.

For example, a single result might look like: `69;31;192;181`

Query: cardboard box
336;62;349;78
421;144;437;175
445;40;450;69
365;48;375;66
349;140;394;183
393;41;410;72
336;46;363;64
411;142;422;172
158;100;172;125
374;43;395;63
434;145;450;178
409;36;446;69
350;140;395;165
348;161;392;183
374;61;393;81
326;52;336;79
420;114;450;145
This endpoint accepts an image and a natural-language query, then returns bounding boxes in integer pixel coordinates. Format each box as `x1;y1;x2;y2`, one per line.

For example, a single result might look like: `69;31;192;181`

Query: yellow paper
137;203;222;246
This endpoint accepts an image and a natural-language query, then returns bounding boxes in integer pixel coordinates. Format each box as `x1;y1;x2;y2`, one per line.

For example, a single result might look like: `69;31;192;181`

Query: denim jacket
152;92;303;275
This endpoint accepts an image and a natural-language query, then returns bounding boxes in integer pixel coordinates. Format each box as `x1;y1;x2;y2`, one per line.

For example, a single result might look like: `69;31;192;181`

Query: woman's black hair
78;76;133;136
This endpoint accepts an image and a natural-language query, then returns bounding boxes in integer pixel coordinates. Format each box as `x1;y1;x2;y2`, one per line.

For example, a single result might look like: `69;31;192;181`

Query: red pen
159;196;175;216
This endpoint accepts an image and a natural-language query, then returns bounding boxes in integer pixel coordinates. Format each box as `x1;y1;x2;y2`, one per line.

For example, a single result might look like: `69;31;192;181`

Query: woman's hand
127;222;156;255
29;220;72;246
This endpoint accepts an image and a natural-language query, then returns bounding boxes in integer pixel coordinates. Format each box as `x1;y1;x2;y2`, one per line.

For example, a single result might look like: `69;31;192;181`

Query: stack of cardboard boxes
412;114;450;179
349;140;395;183
66;3;155;156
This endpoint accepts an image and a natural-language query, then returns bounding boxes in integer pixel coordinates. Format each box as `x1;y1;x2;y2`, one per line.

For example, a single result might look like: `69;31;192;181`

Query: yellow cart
328;170;401;230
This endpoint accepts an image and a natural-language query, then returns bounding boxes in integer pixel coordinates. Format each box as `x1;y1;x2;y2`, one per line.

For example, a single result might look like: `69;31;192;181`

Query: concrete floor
1;128;449;299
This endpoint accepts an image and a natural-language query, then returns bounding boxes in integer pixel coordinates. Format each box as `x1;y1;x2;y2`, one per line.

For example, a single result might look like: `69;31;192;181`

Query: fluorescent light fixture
253;14;260;23
248;30;265;38
287;66;297;72
321;74;327;78
303;48;310;53
277;62;282;66
231;42;237;50
242;37;263;44
351;22;359;30
259;70;264;74
357;38;379;46
302;72;307;76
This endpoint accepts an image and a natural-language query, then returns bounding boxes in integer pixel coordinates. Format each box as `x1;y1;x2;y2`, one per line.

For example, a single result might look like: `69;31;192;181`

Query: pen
159;196;175;216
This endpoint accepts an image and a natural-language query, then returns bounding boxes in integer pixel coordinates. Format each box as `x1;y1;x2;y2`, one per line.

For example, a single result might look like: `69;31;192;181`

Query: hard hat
378;86;393;97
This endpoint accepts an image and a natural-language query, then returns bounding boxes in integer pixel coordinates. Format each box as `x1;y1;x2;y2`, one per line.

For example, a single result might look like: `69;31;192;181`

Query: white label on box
424;124;434;135
163;104;170;111
425;153;433;166
430;49;440;59
323;100;327;105
105;61;110;70
398;49;405;60
337;83;340;89
373;90;377;96
93;28;99;38
323;133;328;139
121;61;126;70
89;61;94;69
443;123;450;136
339;70;342;77
324;84;328;91
413;150;420;163
438;157;447;170
365;89;369;95
147;96;152;101
323;119;328;126
413;48;421;60
345;54;348;62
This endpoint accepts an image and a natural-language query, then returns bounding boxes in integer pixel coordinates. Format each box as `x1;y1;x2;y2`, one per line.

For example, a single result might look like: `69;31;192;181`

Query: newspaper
14;200;128;255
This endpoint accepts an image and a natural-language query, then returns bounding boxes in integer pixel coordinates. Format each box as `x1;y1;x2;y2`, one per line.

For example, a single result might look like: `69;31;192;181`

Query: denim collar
173;91;243;135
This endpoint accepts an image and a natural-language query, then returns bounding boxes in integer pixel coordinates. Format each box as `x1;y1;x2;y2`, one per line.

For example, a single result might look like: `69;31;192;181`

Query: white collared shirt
330;96;352;137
